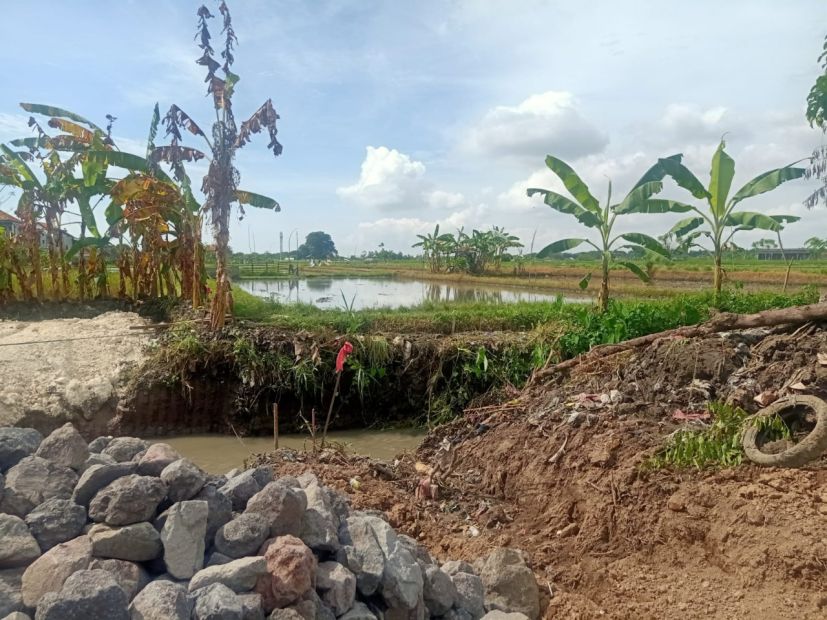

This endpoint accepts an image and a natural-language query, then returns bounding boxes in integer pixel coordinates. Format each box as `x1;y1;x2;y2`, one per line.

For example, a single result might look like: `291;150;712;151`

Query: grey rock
0;456;77;517
443;611;474;620
218;472;260;512
87;436;112;454
283;590;322;620
424;566;457;615
0;515;40;569
89;522;162;562
25;498;86;551
192;583;243;620
72;462;136;507
21;535;92;607
0;567;26;617
214;514;269;559
81;453;117;471
0;428;42;472
442;560;476;576
315;562;356;616
338;517;385;597
224;468;242;479
88;558;149;601
128;580;192;620
89;475;167;526
267;611;303;620
246;480;307;540
479;549;539;620
480;613;529;620
160;459;206;502
102;438;148;463
206;552;233;567
451;572;485;620
339;602;377;620
161;501;208;580
237;593;264;620
34;424;88;471
295;472;317;489
34;568;129;620
249;467;273;489
1;611;30;620
136;444;182;477
194;485;233;545
0;473;4;505
189;557;267;594
299;483;337;552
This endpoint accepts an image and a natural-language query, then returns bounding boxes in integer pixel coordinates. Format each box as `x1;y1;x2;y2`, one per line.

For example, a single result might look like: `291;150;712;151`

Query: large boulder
218;471;260;512
101;438;148;463
315;562;356;616
214;514;270;559
0;428;42;472
189;557;268;594
237;592;264;620
339;602;377;620
0;456;77;517
0;514;41;569
161;501;208;580
128;579;192;620
0;567;26;617
89;522;162;562
191;583;243;620
88;558;149;602
72;462;136;507
245;481;306;539
34;568;129;620
194;484;233;545
442;560;476;576
254;535;316;613
87;436;112;454
22;535;92;607
136;444;182;477
81;452;117;471
88;475;166;526
34;423;88;471
25;498;86;551
452;572;485;619
478;549;539;620
423;565;457;616
160;459;206;503
299;483;337;552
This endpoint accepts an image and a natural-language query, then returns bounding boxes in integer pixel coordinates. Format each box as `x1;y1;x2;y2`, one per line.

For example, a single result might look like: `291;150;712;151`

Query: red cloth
335;341;353;373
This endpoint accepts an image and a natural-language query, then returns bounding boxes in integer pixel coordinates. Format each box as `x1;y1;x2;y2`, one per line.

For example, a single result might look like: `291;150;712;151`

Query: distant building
755;248;811;261
0;209;76;250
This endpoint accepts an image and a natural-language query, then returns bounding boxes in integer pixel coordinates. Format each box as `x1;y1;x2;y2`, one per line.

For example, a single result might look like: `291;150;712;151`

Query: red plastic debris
335;341;353;373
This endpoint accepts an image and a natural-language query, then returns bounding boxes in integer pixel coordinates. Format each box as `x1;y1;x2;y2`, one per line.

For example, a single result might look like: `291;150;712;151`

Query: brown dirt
251;324;827;619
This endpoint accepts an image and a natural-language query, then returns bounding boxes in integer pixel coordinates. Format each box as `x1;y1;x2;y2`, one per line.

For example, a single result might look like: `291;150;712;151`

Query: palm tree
649;139;805;294
527;154;675;311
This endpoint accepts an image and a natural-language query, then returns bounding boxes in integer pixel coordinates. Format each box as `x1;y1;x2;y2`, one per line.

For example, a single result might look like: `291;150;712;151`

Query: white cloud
337;146;428;210
462;91;608;162
426;189;466;210
0;113;32;141
658;103;733;142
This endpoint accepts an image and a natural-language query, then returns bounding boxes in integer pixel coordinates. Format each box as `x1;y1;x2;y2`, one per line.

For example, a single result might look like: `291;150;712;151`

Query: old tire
742;395;827;467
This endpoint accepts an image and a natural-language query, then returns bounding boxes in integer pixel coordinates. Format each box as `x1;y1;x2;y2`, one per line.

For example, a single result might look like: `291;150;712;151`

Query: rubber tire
742;395;827;467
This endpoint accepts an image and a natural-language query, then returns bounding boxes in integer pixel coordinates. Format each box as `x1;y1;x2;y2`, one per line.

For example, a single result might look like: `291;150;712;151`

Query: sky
1;0;826;255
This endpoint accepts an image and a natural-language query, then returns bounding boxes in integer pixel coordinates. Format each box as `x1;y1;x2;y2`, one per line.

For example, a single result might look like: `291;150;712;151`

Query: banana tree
527;155;676;311
153;1;283;329
413;224;454;273
649;139;805;294
490;226;523;269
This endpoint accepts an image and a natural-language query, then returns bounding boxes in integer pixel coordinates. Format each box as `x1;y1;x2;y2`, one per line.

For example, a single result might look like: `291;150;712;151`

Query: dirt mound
253;324;827;619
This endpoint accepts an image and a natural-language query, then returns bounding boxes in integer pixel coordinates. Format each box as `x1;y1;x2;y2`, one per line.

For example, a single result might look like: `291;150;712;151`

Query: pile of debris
0;423;541;619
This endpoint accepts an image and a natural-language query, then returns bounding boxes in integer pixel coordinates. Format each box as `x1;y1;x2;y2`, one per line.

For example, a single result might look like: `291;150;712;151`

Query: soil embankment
0;312;154;435
251;324;827;619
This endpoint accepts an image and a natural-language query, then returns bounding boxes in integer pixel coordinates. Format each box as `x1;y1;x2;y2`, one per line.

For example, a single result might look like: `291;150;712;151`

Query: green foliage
297;231;337;260
413;225;522;274
648;402;790;469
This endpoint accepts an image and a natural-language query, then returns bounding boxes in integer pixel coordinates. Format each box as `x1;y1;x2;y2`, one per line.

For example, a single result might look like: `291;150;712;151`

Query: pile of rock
0;424;540;620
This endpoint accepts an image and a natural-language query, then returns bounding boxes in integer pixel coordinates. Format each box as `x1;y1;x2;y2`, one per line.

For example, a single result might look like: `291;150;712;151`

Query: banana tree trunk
713;252;723;296
598;253;610;312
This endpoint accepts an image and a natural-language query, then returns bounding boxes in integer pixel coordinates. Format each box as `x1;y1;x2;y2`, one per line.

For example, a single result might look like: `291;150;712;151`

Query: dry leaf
818;352;827;366
790;382;808;391
754;390;778;407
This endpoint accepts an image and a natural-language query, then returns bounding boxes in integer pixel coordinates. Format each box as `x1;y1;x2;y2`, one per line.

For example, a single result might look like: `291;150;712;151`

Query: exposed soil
251;324;827;619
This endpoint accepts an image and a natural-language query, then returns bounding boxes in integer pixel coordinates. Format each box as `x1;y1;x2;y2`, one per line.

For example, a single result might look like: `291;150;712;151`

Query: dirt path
0;312;153;434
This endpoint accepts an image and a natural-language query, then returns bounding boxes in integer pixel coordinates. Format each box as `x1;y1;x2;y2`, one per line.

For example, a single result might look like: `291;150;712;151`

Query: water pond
236;276;582;310
158;429;425;474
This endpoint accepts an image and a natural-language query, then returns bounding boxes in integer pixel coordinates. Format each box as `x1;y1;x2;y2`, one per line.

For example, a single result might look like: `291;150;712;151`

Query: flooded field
236;276;582;310
157;429;425;473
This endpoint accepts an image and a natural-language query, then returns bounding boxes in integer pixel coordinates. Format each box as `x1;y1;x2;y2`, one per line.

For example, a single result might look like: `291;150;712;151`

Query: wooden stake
273;403;279;450
321;373;342;449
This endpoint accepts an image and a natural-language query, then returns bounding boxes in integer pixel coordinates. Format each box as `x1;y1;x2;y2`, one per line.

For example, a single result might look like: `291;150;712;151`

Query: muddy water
237;276;584;310
158;429;425;474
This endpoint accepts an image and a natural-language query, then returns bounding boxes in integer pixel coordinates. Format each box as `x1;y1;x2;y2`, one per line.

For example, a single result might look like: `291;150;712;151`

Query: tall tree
297;231;337;259
159;1;282;329
806;34;827;207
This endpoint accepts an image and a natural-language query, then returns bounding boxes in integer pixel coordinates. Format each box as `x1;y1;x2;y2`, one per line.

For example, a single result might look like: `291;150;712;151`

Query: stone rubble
0;423;540;619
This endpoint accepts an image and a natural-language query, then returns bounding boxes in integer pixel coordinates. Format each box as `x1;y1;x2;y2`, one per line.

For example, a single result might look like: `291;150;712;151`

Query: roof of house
0;209;21;223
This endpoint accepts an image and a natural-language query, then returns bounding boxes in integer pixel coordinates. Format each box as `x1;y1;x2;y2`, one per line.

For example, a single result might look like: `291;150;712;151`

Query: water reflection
237;277;584;310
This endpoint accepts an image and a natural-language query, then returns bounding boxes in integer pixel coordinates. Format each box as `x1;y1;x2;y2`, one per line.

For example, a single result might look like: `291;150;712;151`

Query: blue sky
1;0;826;254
